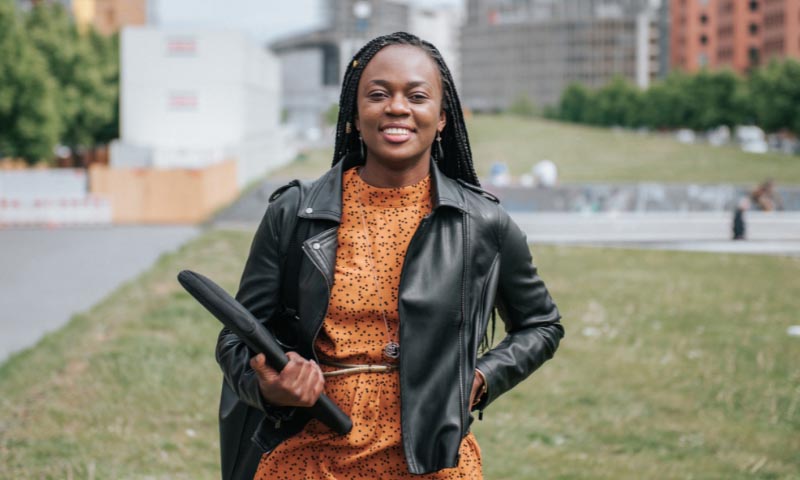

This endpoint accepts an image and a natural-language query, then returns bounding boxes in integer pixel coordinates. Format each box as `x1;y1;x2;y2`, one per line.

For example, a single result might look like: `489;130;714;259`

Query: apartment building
671;0;800;73
460;0;661;111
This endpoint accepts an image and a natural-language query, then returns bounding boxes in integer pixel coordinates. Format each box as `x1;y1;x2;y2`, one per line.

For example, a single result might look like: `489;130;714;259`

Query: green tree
583;76;643;127
557;83;590;123
749;58;800;135
25;3;118;152
86;29;120;144
641;71;695;129
682;69;746;130
0;0;60;163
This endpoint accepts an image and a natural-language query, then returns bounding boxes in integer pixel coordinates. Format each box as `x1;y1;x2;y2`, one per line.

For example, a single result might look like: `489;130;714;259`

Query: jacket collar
297;153;467;222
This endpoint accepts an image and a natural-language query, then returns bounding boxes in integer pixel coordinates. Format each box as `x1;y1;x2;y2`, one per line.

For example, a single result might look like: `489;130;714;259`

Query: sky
154;0;462;44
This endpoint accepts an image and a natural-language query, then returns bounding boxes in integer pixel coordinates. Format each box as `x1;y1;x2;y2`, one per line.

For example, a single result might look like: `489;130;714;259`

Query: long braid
331;32;480;187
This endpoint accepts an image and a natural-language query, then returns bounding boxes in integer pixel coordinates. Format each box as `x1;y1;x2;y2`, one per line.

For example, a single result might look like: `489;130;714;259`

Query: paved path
0;226;199;362
512;212;800;256
512;212;800;243
214;187;800;256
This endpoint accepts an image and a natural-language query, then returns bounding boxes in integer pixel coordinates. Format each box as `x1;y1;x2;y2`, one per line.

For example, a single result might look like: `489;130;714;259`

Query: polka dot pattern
253;167;482;479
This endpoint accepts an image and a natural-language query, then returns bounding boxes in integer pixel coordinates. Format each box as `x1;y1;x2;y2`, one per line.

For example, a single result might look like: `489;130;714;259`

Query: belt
320;359;398;377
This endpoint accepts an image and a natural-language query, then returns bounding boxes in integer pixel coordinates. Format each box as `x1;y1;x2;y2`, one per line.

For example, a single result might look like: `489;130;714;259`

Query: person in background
732;197;749;240
750;179;782;211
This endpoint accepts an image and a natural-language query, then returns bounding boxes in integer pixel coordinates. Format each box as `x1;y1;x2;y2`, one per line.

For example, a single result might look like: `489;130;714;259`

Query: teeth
384;128;410;135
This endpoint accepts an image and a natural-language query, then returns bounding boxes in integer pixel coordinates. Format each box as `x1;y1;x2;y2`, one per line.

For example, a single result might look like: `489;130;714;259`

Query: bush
553;59;800;135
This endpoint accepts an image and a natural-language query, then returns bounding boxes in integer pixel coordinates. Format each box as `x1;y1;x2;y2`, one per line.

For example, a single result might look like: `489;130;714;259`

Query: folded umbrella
177;269;352;435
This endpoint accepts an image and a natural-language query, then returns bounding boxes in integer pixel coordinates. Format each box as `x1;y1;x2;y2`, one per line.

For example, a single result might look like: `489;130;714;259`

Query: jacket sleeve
474;209;564;409
215;187;299;423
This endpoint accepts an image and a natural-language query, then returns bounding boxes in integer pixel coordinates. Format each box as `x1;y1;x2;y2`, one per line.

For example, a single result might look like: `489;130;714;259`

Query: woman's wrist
472;369;488;407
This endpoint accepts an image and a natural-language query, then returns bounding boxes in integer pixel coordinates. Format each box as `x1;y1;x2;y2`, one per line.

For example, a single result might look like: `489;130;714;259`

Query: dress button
305;207;313;214
312;243;321;250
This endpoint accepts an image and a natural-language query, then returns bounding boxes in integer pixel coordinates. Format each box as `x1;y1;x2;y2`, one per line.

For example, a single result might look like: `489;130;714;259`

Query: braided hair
331;32;479;186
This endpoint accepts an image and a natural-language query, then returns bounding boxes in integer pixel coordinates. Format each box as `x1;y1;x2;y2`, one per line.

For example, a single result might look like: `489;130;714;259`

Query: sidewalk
0;226;199;362
214;186;800;256
512;211;800;256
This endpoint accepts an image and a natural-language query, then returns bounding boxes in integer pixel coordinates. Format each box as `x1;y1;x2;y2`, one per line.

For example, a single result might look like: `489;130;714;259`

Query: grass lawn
1;230;798;479
269;115;800;184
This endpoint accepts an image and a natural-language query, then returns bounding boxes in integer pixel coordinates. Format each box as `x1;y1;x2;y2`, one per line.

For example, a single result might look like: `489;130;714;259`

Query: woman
216;32;564;479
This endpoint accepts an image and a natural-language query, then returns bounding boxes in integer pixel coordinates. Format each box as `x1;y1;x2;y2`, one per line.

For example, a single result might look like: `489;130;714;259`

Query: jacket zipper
458;212;469;436
396;212;432;470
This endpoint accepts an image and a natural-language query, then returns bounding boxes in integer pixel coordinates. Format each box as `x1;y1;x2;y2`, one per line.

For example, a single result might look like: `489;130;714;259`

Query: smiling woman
354;44;447;186
215;32;564;480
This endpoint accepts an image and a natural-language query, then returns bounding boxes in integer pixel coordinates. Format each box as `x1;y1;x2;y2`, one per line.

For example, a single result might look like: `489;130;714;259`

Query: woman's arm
474;210;564;409
215;187;323;417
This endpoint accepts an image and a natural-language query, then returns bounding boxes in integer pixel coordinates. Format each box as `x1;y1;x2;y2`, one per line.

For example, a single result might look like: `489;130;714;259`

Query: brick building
671;0;800;73
72;0;147;35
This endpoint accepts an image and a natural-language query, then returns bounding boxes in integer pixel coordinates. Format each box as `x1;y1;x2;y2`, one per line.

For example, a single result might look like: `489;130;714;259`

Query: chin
370;147;431;165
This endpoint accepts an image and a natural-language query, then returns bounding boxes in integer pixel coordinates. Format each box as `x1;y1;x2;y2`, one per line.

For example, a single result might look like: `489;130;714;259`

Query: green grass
268;115;800;184
1;231;799;479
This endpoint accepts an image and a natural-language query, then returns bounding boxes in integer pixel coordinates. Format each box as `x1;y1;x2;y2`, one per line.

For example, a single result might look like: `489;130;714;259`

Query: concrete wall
0;169;111;227
486;183;800;212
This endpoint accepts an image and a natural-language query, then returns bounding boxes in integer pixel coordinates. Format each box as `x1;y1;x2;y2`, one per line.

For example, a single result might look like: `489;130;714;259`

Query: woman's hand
469;369;487;408
249;351;325;408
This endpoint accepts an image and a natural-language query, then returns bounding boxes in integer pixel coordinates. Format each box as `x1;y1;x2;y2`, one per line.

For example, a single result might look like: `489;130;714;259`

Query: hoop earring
359;135;366;161
436;132;444;161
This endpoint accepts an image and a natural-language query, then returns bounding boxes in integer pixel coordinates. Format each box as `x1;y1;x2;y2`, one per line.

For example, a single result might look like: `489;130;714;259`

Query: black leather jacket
216;155;563;476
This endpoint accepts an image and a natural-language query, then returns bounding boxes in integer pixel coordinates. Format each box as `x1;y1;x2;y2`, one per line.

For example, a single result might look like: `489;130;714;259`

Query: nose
385;93;411;116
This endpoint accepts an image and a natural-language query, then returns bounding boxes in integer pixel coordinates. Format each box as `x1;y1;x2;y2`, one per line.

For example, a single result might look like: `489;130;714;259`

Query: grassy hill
1;230;797;479
270;115;800;184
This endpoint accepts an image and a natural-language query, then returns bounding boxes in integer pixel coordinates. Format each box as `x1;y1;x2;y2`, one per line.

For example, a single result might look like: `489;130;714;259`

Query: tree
749;58;800;135
557;83;590;123
583;77;643;127
25;3;117;152
0;0;60;163
85;29;120;145
682;69;746;130
641;71;694;129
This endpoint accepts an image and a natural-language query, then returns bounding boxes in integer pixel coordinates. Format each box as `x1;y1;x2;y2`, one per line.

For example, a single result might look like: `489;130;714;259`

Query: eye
409;93;429;102
367;90;389;100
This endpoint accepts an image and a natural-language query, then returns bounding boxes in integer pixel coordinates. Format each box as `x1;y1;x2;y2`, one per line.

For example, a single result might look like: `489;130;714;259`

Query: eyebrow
367;79;433;89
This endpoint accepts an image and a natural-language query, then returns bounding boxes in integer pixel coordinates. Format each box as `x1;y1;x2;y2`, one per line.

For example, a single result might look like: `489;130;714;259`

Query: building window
700;34;708;45
749;0;758;11
321;44;339;87
748;46;760;67
749;23;759;35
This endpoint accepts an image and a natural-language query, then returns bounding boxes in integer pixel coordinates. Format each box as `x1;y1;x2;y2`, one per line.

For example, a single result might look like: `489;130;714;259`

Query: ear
437;109;446;133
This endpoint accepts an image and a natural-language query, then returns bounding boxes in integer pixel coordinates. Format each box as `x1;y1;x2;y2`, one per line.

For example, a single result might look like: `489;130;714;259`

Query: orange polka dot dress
253;167;482;479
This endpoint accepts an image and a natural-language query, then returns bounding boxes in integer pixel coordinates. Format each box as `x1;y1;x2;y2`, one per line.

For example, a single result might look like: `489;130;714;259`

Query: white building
114;27;292;188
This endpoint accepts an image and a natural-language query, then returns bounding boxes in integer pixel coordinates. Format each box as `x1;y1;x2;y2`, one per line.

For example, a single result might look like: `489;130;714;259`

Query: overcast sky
154;0;462;44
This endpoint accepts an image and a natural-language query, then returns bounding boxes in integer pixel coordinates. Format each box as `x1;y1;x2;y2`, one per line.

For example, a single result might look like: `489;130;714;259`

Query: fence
0;169;111;227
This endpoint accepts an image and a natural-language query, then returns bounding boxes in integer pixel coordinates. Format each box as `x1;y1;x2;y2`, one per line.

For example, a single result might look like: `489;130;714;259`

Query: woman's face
354;44;446;171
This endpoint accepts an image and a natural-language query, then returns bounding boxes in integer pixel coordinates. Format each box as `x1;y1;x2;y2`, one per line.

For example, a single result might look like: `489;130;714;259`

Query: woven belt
320;359;398;377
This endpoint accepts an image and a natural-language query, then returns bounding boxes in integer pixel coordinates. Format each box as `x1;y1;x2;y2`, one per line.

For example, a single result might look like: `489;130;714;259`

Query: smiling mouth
382;127;414;135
